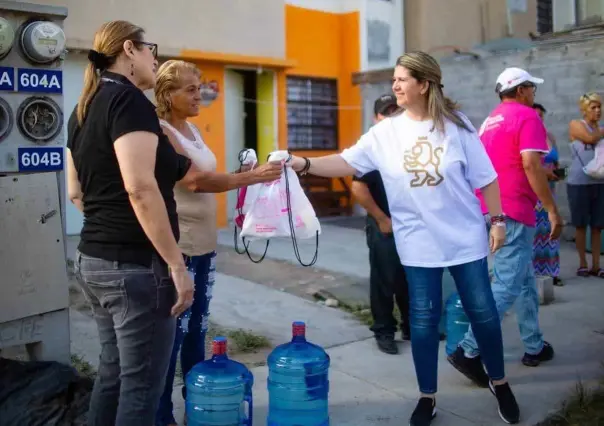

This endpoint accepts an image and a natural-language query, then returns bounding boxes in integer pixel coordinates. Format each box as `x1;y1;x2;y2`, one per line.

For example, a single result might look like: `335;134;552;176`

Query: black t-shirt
353;171;391;218
67;71;191;266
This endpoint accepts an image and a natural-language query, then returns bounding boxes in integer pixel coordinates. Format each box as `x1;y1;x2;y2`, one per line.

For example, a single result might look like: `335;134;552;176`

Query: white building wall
62;53;86;235
363;0;404;71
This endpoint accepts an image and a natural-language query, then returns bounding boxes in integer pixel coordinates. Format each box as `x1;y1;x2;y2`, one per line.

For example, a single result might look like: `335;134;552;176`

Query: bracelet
492;221;506;228
490;214;506;224
300;157;311;175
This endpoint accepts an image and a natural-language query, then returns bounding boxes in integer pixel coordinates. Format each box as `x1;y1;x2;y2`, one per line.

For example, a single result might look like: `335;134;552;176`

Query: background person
532;103;563;286
289;51;519;426
153;60;282;426
567;92;604;278
450;69;559;389
351;94;410;355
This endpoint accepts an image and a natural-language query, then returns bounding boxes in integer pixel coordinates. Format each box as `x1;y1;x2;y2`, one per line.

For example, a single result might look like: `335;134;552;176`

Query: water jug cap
292;321;306;337
212;336;227;355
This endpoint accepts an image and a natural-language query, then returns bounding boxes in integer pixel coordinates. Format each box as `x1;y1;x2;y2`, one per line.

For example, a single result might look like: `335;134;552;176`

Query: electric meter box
0;1;70;364
0;1;67;174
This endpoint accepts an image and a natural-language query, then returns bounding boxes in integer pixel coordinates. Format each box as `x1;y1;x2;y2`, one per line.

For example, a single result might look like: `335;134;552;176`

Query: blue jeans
155;252;216;426
74;251;176;426
404;257;505;394
460;219;544;357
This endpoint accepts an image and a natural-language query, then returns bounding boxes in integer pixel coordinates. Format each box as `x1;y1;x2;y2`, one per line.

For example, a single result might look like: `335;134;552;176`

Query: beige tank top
160;119;217;256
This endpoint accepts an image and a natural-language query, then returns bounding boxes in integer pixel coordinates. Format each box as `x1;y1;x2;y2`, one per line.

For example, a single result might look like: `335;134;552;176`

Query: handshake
237;150;301;185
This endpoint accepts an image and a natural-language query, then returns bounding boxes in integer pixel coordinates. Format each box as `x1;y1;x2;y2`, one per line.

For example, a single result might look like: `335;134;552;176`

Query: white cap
495;67;544;94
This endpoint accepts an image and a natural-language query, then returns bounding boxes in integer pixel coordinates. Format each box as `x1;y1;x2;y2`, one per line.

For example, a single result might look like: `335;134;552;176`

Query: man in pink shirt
449;68;563;387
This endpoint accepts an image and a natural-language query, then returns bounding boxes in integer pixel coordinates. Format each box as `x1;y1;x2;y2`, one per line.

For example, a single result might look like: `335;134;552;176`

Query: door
224;70;246;220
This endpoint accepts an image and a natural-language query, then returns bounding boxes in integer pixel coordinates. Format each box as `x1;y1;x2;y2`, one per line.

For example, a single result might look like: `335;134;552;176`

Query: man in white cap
448;67;563;390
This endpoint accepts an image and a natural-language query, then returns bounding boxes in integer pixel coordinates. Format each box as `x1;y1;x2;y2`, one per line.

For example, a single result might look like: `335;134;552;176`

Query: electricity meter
19;21;66;64
0;17;15;60
17;96;62;143
0;97;13;142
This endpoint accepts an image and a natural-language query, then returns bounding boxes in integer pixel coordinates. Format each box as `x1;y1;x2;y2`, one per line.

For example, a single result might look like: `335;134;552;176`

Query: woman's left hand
489;224;506;253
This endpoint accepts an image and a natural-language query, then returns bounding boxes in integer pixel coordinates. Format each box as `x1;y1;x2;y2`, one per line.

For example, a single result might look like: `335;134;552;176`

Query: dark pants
366;217;410;338
155;252;216;426
74;251;176;426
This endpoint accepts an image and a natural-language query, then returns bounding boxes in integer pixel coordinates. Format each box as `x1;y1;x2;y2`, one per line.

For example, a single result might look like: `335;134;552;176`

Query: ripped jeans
404;257;505;394
155;251;216;426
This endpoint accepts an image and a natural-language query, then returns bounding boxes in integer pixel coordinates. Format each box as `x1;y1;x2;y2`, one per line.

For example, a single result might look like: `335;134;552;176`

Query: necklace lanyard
101;77;125;85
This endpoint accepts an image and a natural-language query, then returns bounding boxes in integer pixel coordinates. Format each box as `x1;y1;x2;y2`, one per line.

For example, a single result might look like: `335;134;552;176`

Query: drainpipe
505;0;514;36
479;0;487;43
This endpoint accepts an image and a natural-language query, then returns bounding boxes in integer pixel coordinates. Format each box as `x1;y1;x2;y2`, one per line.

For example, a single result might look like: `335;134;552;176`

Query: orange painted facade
182;4;362;227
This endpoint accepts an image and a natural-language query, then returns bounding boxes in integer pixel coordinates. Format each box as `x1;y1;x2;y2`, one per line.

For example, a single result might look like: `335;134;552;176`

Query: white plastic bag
240;151;321;241
583;140;604;179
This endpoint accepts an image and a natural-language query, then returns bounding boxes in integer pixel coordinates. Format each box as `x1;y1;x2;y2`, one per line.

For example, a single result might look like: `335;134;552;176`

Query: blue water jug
185;337;253;426
267;321;330;426
445;293;470;356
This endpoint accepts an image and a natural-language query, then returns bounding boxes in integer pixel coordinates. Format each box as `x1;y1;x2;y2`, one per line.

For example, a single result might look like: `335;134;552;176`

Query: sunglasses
135;41;158;59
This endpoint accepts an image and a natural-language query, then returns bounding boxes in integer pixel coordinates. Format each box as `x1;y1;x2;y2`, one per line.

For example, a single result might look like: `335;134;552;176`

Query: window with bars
537;0;553;34
286;77;338;150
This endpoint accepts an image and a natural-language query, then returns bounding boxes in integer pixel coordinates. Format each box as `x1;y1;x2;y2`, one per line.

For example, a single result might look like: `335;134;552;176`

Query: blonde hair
395;51;471;133
155;60;201;119
76;20;145;125
579;92;602;115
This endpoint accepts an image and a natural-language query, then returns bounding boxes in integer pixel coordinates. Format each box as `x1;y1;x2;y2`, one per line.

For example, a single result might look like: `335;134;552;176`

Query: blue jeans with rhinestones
155;251;216;426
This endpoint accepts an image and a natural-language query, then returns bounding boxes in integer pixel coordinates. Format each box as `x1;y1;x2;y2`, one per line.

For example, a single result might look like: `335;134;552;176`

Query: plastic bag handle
283;153;319;267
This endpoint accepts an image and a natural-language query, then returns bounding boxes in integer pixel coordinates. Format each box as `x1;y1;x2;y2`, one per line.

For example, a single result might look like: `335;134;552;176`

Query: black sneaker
447;346;490;388
409;397;436;426
489;381;520;424
375;335;398;354
522;341;554;367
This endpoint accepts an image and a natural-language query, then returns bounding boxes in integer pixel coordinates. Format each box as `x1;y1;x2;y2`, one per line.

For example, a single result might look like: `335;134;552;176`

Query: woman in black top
66;21;281;426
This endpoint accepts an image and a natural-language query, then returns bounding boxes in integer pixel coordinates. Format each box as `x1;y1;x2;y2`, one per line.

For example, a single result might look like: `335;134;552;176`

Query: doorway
224;69;259;220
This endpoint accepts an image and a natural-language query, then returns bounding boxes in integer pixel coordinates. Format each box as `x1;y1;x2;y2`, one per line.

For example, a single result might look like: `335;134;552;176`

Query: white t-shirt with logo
341;111;497;268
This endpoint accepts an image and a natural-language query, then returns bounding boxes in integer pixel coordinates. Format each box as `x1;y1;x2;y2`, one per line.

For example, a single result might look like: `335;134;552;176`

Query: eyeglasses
520;83;537;94
135;41;158;59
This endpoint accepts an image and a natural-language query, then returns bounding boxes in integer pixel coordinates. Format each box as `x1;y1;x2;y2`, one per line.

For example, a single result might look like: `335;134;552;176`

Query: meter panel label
17;68;62;94
18;147;64;172
0;66;15;91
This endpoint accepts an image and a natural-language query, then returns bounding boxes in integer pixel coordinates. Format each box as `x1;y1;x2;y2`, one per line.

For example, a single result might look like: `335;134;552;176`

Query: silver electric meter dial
17;96;63;143
0;97;13;142
0;17;15;60
20;21;66;64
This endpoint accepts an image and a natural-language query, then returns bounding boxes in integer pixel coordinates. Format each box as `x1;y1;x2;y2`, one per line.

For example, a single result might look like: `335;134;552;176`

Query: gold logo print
403;137;444;187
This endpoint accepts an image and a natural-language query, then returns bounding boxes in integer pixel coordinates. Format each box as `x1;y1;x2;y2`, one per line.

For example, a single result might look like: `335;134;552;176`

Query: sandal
589;268;604;279
553;277;564;286
577;267;590;277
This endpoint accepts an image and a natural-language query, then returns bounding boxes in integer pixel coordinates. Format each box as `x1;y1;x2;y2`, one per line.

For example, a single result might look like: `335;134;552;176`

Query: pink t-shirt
476;101;548;227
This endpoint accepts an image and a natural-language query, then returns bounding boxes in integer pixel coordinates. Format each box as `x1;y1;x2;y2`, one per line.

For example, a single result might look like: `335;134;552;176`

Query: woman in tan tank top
153;60;272;426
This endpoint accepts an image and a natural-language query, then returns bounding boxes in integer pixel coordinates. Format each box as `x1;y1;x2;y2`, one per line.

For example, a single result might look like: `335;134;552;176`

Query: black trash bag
0;357;93;426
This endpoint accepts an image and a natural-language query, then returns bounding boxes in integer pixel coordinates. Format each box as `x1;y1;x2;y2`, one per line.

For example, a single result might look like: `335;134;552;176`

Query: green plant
70;354;96;380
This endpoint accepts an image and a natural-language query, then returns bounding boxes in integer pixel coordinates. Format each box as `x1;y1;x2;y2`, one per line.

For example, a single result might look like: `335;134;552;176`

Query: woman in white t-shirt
290;52;519;426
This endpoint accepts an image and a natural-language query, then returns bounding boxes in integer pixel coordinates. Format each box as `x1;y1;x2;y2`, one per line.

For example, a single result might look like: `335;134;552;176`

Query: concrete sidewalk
68;225;604;425
165;268;604;425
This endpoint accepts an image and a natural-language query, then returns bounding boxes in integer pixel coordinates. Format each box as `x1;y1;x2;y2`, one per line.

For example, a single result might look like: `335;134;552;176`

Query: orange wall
188;62;228;228
283;5;362;157
283;4;361;193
